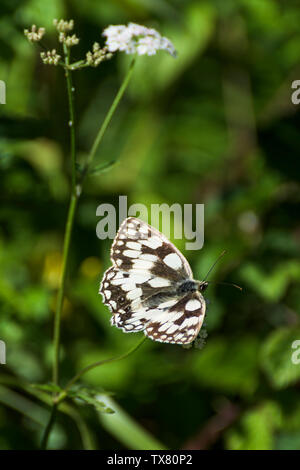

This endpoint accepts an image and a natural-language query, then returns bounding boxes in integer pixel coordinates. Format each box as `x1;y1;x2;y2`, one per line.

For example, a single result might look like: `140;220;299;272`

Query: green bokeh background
1;0;300;450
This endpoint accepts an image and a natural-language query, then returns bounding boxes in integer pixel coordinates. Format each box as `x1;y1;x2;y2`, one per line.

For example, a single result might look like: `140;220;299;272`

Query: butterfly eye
124;305;131;313
118;295;126;304
199;282;208;292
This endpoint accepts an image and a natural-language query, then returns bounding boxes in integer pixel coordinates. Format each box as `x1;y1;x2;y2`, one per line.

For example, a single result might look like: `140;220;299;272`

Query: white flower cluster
40;49;61;66
102;23;176;57
24;25;45;42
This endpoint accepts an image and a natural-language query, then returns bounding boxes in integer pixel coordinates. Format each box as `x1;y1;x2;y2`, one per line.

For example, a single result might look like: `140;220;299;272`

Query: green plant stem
53;193;78;386
42;47;79;450
40;404;57;449
55;336;147;405
64;45;76;192
83;57;136;177
45;193;78;450
53;47;78;388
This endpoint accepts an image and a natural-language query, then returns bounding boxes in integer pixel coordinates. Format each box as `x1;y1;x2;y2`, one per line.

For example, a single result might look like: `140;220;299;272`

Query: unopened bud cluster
24;25;45;42
53;19;74;33
182;328;208;350
53;19;79;48
194;329;208;350
59;33;80;47
40;49;61;65
86;43;112;67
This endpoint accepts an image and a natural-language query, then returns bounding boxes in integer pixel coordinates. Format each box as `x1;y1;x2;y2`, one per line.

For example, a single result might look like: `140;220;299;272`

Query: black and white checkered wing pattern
110;217;193;280
144;292;206;344
99;217;206;345
100;266;150;332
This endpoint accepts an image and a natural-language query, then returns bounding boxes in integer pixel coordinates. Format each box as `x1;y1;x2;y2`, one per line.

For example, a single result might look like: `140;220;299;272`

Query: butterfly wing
100;266;152;332
144;292;206;344
110;217;193;280
100;217;204;344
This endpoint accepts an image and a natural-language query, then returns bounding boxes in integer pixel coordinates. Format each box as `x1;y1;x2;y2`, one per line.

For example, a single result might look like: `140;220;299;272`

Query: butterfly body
100;217;207;345
177;279;208;295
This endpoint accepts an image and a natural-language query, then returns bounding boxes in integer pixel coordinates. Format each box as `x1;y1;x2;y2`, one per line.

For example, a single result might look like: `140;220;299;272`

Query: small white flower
102;22;176;57
136;36;161;56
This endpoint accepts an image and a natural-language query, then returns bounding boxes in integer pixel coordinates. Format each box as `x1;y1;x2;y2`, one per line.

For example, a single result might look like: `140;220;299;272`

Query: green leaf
30;383;63;394
67;385;115;414
260;327;300;389
89;160;118;175
76;160;118;178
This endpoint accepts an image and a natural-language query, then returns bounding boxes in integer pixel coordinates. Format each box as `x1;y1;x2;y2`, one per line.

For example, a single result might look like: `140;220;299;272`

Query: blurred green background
1;0;300;450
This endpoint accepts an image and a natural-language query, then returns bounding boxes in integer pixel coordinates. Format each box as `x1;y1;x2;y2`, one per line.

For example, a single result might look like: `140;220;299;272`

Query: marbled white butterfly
100;217;208;345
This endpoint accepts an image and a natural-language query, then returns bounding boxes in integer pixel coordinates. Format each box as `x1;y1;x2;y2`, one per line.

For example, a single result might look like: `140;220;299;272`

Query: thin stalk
52;46;78;388
43;47;79;448
83;57;136;177
47;190;78;449
52;193;78;385
55;336;147;405
64;45;76;193
40;404;57;449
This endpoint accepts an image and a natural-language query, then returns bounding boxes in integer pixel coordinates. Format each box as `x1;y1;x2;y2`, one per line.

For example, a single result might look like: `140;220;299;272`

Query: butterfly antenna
206;280;242;291
202;250;227;282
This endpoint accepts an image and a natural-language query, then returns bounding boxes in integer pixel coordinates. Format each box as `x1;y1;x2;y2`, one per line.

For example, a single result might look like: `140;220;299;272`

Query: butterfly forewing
100;217;206;345
111;217;193;280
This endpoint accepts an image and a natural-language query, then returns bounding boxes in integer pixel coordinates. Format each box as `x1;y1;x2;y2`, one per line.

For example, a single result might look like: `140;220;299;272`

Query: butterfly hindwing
144;292;205;344
100;266;174;333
